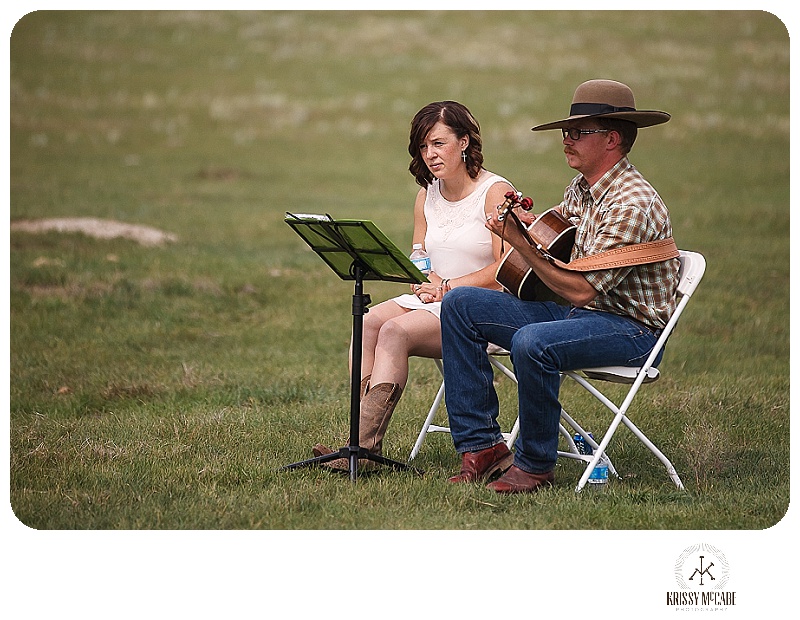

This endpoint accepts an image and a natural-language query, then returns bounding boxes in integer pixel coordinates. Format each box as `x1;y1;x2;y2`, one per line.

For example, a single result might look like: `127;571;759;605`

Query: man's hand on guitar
486;209;516;241
487;191;536;246
516;209;537;227
495;191;534;220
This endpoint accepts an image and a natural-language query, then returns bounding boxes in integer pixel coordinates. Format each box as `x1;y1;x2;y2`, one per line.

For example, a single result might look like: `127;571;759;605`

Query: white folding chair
409;250;706;494
564;250;705;492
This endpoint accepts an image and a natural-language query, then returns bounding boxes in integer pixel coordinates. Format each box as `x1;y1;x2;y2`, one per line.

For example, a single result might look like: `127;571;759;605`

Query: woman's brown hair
408;101;484;188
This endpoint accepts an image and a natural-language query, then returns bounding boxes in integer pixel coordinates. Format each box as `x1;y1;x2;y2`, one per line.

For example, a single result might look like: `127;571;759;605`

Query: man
440;79;680;493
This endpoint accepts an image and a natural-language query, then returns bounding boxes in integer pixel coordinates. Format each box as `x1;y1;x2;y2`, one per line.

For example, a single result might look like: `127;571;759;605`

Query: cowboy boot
358;382;403;460
447;442;514;483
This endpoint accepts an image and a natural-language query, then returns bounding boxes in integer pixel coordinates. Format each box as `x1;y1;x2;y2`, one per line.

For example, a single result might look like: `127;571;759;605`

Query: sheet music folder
285;212;428;284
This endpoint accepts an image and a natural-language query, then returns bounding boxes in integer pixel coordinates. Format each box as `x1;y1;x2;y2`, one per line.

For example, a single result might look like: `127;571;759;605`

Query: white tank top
423;171;510;279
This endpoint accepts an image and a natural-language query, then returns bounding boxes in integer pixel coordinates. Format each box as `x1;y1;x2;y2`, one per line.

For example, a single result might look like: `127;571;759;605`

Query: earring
461;150;467;163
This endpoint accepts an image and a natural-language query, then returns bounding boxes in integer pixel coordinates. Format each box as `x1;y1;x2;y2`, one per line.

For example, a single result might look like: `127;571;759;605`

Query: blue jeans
440;287;662;474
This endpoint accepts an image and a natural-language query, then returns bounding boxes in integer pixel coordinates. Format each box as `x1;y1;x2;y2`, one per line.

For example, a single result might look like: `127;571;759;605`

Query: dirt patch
10;217;177;247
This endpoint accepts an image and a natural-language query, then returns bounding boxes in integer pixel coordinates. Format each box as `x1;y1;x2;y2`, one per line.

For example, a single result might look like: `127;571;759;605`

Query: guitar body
495;208;577;302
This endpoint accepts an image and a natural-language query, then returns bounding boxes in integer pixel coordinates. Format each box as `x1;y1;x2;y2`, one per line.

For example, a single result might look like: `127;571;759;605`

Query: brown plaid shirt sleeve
559;158;679;329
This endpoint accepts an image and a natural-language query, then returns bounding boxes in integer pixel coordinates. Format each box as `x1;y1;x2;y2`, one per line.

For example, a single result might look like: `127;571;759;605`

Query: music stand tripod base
279;446;422;482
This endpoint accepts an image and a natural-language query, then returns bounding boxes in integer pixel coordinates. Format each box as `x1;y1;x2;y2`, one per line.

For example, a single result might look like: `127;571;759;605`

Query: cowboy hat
531;79;670;131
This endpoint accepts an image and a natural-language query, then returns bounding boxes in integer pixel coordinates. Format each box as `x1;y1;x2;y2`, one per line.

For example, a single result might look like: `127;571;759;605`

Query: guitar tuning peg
520;197;534;210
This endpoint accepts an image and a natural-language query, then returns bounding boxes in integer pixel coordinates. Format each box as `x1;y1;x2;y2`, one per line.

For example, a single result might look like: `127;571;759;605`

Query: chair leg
409;378;445;461
620;415;685;490
504;416;520;449
571;412;683;492
489;355;518;383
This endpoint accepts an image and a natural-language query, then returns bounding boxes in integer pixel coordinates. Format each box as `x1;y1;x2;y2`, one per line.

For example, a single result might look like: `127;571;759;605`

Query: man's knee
442;286;486;319
442;285;470;311
511;325;557;368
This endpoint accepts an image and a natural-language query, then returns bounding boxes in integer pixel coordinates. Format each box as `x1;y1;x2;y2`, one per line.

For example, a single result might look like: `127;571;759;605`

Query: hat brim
531;110;671;131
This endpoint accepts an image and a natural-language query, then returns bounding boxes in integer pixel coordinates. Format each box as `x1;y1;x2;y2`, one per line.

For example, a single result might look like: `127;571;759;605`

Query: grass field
8;9;790;539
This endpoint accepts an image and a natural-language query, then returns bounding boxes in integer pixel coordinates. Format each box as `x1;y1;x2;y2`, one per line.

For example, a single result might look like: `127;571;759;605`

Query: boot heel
486;452;514;479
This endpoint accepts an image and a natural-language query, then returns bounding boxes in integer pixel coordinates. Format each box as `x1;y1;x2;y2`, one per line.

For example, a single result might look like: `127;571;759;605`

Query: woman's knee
364;310;386;334
376;318;411;349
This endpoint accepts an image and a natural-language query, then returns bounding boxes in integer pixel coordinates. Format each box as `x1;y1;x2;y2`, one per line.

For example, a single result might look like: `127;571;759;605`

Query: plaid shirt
558;157;679;330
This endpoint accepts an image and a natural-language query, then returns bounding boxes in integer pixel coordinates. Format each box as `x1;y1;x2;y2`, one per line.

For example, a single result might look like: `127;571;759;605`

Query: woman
313;101;518;468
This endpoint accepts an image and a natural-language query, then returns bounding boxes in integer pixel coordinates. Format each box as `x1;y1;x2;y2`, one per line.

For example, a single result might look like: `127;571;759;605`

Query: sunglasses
561;128;610;140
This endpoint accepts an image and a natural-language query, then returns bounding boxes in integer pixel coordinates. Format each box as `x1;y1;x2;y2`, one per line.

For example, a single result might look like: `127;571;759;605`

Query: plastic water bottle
410;244;431;275
574;433;594;455
575;432;608;491
587;455;609;491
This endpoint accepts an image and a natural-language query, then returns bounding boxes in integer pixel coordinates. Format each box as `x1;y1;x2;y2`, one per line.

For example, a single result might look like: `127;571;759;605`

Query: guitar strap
547;237;679;271
503;205;679;272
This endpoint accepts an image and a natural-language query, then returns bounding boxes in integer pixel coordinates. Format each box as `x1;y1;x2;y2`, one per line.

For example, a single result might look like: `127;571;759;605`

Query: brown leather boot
486;465;554;494
312;382;403;472
357;382;403;468
447;442;514;483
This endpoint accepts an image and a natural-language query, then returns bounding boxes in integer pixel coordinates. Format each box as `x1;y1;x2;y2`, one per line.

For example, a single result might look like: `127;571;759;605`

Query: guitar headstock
498;191;534;221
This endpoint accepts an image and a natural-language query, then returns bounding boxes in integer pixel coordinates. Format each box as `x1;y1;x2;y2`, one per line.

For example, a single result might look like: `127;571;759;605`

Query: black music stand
279;213;428;482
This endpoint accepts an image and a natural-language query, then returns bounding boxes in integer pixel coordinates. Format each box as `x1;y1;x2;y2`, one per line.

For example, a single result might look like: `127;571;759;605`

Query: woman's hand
411;271;445;303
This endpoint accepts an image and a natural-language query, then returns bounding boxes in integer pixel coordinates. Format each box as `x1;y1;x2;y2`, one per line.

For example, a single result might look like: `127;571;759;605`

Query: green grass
8;10;790;532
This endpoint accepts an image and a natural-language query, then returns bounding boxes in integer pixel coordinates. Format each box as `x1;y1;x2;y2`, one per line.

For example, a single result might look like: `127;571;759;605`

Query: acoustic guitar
494;194;576;302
